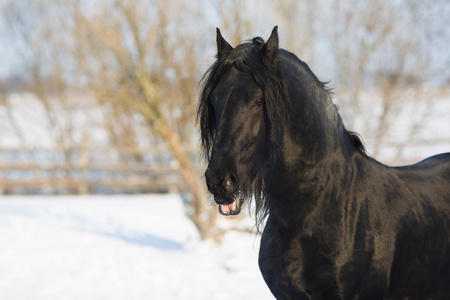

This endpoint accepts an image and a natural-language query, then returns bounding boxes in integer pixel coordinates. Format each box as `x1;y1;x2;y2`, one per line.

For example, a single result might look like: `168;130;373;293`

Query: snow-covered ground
0;194;274;300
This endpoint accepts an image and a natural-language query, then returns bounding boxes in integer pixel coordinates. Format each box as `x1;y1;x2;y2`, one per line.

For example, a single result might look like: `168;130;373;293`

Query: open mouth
219;200;238;215
218;197;242;216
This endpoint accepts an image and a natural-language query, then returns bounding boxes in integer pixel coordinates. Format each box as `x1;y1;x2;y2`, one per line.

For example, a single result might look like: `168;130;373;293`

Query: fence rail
0;146;202;195
1;139;447;195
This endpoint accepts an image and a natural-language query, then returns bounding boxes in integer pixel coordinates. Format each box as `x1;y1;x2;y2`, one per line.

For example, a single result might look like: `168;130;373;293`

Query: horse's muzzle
205;168;242;215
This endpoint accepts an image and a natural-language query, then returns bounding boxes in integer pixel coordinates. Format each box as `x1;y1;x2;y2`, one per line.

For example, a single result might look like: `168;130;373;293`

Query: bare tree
328;0;448;158
68;0;221;240
1;0;85;192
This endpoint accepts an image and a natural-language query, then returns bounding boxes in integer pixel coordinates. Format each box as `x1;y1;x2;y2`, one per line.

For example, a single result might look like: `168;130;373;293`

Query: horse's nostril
223;177;232;189
221;174;237;194
205;168;237;195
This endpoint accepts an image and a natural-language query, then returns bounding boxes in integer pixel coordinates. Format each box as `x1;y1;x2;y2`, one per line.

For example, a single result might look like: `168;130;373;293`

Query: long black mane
198;35;366;229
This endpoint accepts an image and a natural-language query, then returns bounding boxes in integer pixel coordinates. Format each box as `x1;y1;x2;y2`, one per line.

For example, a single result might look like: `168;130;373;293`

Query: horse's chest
259;226;394;299
258;226;316;299
258;225;344;299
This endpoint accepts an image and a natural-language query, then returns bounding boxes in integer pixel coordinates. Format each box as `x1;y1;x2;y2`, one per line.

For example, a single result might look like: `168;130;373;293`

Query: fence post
78;140;88;195
0;149;3;195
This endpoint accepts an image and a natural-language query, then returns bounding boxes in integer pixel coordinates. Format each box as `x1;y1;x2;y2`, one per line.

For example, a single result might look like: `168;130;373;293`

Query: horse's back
401;152;450;171
394;152;450;199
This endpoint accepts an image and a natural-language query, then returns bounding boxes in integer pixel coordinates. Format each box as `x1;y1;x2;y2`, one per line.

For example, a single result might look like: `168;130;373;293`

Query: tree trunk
160;120;220;241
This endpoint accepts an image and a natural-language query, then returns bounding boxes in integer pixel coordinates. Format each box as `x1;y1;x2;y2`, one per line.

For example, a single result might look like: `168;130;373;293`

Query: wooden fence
0;145;202;195
1;139;447;195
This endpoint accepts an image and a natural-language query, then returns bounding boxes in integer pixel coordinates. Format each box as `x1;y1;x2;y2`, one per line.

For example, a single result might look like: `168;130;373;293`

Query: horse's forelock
199;43;248;159
233;38;288;230
199;40;267;160
252;37;265;49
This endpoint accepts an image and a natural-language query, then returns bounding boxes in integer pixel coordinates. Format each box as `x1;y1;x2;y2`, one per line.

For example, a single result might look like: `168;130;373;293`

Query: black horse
198;26;450;299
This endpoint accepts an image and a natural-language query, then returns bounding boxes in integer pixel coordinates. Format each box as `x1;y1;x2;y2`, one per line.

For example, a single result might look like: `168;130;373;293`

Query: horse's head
198;27;280;216
204;66;266;215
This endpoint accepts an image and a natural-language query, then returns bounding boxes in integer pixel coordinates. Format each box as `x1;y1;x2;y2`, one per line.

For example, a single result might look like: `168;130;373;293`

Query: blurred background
0;1;449;299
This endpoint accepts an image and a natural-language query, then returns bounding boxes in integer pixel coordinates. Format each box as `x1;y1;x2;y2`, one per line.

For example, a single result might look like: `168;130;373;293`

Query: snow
0;194;274;300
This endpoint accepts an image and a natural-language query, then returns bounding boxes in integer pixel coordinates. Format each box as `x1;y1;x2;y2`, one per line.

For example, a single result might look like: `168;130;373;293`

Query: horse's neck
264;127;355;225
264;72;360;223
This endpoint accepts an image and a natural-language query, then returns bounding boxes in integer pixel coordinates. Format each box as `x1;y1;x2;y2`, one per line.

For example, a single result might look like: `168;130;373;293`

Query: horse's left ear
262;26;279;60
216;28;233;58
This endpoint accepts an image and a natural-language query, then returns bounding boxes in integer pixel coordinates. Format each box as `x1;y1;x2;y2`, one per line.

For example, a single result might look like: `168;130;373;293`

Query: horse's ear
262;26;279;60
216;28;233;58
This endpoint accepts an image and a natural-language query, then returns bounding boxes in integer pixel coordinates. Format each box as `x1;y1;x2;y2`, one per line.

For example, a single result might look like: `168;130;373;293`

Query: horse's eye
255;98;264;106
